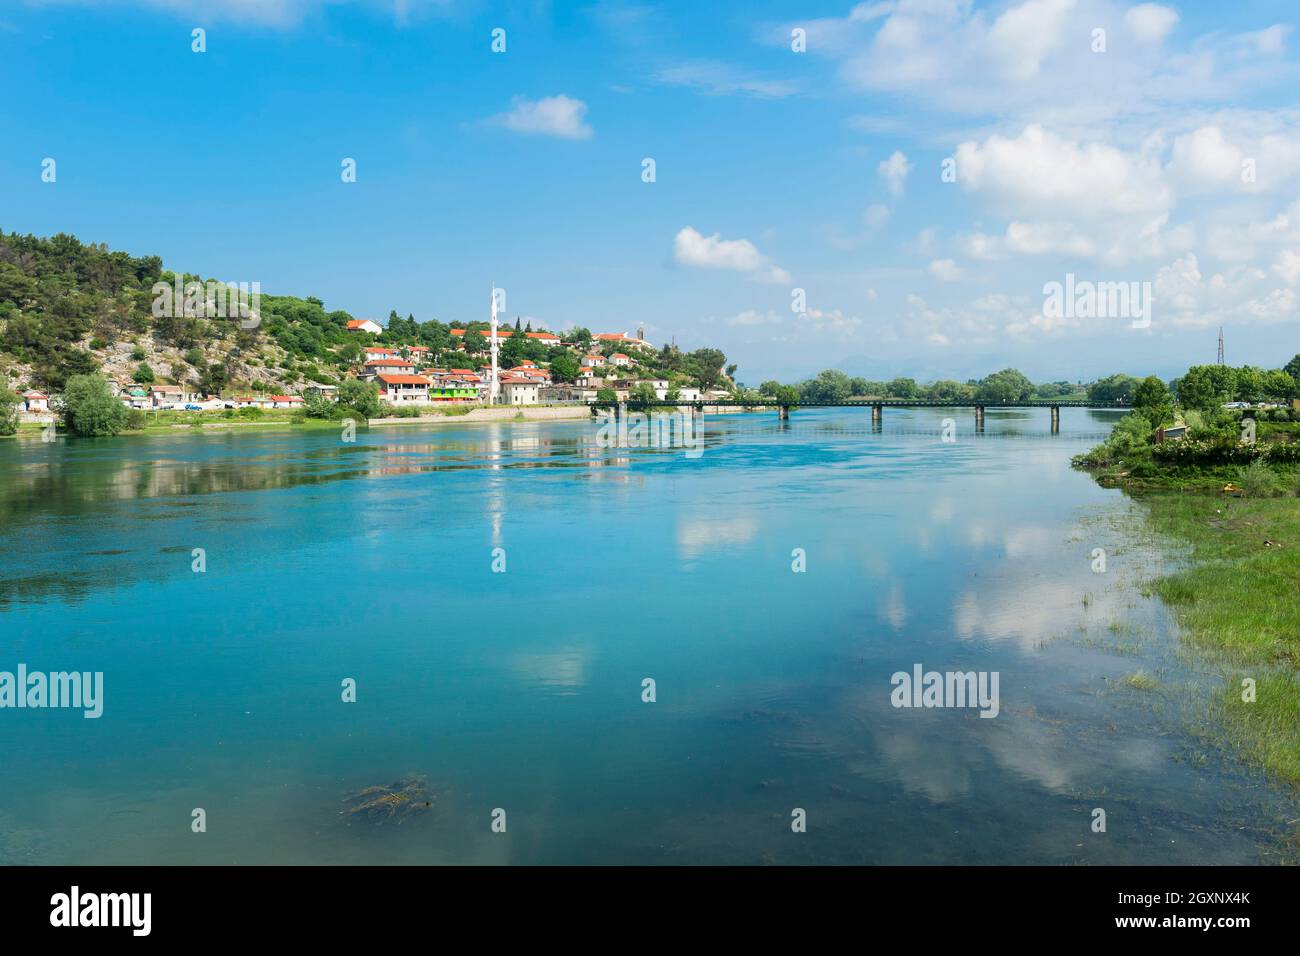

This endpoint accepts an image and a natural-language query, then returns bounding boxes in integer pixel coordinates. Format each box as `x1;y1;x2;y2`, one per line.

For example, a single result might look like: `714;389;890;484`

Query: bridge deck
618;400;1130;409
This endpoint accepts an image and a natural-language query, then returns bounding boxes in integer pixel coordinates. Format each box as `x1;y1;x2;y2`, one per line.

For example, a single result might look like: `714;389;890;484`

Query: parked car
1223;401;1251;409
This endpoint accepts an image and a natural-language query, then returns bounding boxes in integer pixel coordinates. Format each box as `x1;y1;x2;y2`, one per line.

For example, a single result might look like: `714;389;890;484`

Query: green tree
1174;365;1237;410
1283;353;1300;381
886;376;919;398
596;387;618;404
800;369;853;402
133;362;155;384
629;382;658;404
1087;373;1138;404
0;388;19;436
1132;375;1173;427
976;368;1033;403
549;351;580;383
338;379;381;418
61;374;129;437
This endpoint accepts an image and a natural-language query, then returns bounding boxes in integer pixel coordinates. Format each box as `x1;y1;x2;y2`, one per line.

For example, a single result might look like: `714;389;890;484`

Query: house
149;385;184;408
347;319;383;335
407;346;431;364
525;331;561;346
363;358;417;378
363;346;400;361
582;353;606;367
303;384;339;400
377;374;432;404
609;352;633;368
232;396;270;409
116;384;150;409
500;377;540;405
269;395;305;409
22;391;50;412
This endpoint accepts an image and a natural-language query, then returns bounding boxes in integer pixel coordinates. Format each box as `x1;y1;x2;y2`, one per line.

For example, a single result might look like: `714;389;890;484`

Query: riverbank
1138;492;1300;786
1075;408;1300;787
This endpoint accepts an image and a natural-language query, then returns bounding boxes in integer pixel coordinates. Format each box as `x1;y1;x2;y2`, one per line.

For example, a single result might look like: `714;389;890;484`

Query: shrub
61;374;129;437
1239;459;1283;497
131;346;146;361
0;389;19;436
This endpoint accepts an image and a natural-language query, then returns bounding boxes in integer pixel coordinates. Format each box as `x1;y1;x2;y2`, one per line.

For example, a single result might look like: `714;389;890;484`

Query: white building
500;378;540;405
377;374;432;404
347;319;383;335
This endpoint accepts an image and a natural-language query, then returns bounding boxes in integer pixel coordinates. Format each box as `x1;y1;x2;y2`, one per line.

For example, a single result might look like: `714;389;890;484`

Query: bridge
596;399;1132;434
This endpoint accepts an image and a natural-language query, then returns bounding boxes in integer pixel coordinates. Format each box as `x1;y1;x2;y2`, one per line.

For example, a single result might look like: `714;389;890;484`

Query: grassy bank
1139;493;1300;785
1076;407;1300;787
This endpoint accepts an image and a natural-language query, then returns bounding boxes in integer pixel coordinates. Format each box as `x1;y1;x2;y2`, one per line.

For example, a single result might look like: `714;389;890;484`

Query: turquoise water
1;408;1295;864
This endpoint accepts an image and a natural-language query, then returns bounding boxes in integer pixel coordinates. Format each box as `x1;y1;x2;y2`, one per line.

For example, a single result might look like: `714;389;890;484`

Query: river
0;407;1294;864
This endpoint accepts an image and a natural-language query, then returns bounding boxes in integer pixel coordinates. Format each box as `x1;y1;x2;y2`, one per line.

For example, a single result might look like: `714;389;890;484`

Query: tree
887;376;919;398
927;379;974;402
133;362;155;384
629;382;658;404
1284;354;1300;381
1174;365;1236;410
772;384;800;404
0;388;19;436
683;348;727;390
550;351;580;382
61;373;129;437
1132;375;1173;427
200;361;229;396
338;379;381;418
976;368;1033;403
596;387;618;405
462;330;486;353
800;369;852;402
1087;373;1138;404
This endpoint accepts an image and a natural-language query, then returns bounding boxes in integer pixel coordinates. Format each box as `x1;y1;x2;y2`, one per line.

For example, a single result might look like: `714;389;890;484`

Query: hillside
0;231;734;398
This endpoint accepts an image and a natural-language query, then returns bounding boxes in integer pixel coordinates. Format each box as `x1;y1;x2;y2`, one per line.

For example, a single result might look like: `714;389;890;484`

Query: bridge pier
692;404;704;422
1050;404;1060;434
974;405;985;432
778;404;790;420
871;404;883;424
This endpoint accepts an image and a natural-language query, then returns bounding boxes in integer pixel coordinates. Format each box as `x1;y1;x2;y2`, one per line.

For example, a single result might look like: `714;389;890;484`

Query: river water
1;407;1294;864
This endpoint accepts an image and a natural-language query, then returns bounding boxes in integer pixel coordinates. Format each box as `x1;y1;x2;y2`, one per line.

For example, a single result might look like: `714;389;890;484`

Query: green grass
1140;492;1300;784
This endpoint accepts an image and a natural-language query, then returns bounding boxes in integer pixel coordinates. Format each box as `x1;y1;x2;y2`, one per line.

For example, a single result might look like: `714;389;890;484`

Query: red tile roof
378;374;432;385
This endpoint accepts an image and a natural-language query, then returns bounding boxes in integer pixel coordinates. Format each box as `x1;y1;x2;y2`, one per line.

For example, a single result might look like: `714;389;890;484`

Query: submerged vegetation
341;777;434;824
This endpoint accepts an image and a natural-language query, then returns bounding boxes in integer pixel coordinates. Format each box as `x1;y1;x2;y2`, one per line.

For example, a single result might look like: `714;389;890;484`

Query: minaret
1217;327;1225;366
489;284;500;405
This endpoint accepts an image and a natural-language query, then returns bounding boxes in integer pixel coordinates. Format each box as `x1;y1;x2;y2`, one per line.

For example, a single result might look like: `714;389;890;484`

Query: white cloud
863;203;891;227
928;258;963;282
986;0;1077;81
878;150;911;197
654;60;798;97
489;95;593;140
1125;4;1178;45
955;125;1170;219
673;227;790;284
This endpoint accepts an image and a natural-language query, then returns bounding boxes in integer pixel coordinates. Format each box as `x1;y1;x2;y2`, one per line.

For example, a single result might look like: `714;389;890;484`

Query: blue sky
2;0;1299;384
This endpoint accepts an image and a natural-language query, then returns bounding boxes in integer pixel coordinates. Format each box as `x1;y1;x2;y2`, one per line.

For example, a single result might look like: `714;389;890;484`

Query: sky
2;0;1299;385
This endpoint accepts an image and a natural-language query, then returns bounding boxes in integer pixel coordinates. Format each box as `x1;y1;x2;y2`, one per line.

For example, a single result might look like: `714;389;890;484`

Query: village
11;323;730;420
